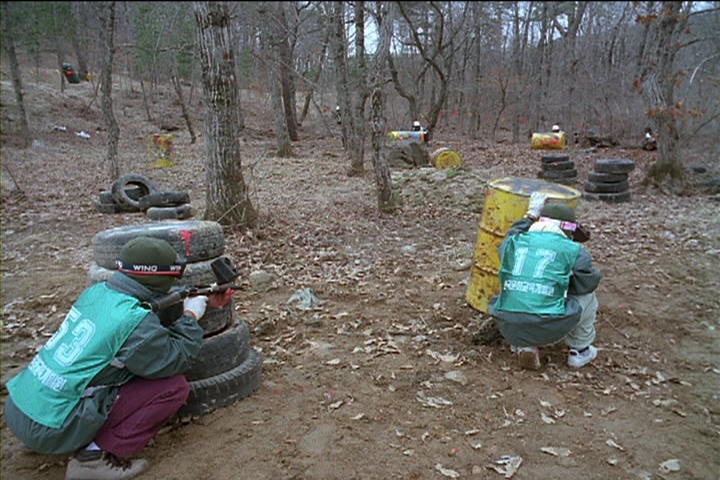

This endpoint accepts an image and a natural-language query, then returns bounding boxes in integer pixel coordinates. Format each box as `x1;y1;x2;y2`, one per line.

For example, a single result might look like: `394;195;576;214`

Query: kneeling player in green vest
489;192;602;370
4;237;227;480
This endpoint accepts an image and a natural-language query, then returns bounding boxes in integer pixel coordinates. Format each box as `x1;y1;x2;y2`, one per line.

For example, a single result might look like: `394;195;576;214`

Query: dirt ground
1;68;719;480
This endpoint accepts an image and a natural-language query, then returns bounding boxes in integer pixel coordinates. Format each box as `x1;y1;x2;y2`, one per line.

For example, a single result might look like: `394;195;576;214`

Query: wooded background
2;1;718;222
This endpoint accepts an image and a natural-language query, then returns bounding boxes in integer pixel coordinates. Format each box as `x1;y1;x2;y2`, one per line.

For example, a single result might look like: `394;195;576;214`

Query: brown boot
65;450;148;480
517;346;541;370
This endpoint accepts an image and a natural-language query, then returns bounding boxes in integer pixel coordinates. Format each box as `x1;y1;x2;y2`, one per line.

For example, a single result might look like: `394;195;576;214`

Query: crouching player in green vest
4;237;227;480
489;192;602;370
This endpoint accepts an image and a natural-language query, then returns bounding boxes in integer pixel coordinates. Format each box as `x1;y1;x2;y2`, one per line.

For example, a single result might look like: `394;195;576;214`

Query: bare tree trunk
259;1;293;156
194;1;257;227
351;1;368;171
275;2;298;142
637;2;689;190
98;1;119;181
52;2;66;94
1;1;31;148
330;1;363;174
369;2;395;213
172;73;197;144
71;1;91;80
297;28;329;125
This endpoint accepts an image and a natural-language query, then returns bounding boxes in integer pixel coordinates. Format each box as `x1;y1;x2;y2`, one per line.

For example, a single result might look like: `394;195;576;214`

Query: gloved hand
183;295;208;321
526;192;549;220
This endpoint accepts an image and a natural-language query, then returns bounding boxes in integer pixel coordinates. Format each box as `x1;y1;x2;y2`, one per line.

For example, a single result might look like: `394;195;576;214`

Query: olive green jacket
3;272;203;455
489;217;602;347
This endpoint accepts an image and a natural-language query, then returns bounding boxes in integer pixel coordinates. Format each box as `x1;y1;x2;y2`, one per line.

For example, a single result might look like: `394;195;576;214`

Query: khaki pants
563;292;598;350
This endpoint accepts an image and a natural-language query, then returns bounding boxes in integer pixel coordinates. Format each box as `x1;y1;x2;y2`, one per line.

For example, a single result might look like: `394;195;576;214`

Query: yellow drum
531;132;567;150
466;177;582;313
432;148;462;169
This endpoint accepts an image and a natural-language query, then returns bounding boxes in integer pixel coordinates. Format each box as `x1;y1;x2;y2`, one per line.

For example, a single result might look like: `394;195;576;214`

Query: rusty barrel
466;177;582;313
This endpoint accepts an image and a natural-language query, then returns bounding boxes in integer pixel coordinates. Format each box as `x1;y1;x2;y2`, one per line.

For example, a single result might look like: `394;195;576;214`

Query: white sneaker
567;345;597;368
516;346;541;370
65;451;148;480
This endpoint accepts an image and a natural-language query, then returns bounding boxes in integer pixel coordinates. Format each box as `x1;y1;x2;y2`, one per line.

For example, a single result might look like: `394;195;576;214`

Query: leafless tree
635;1;693;190
1;1;31;148
368;2;396;212
98;1;120;180
194;1;257;227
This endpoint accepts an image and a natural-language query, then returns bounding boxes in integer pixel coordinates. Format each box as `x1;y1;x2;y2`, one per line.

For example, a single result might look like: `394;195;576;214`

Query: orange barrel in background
466;177;582;313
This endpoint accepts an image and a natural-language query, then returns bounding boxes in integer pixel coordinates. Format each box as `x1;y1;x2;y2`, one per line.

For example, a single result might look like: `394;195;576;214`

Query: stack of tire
583;158;635;203
95;173;194;220
537;153;577;185
87;220;262;419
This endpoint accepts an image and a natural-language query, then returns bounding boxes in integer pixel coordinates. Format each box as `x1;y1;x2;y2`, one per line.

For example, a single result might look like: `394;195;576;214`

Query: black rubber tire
540;169;578;180
138;191;191;211
582;190;632;203
95;202;139;214
111;174;158;209
99;187;144;205
542;160;575;171
155;300;234;338
541;154;570;164
92;220;225;269
178;348;262;419
587;171;628;183
183;320;251;382
146;204;194;221
594;158;636;174
584;179;630;194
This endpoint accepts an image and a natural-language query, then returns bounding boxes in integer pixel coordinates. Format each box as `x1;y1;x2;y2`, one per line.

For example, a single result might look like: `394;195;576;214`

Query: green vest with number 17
6;284;148;429
494;232;581;315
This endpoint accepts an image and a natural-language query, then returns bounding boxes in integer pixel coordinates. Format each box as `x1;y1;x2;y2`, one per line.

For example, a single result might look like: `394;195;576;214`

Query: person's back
489;194;602;370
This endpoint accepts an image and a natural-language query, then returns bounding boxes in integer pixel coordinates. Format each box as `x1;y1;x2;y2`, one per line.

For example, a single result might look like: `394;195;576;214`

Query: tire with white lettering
177;348;262;419
183;320;251;382
111;174;159;210
92;220;225;269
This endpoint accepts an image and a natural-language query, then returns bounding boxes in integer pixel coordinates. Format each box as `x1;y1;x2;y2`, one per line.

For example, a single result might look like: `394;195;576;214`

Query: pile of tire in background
583;158;635;204
95;173;194;220
87;220;262;419
537;153;577;185
538;154;635;204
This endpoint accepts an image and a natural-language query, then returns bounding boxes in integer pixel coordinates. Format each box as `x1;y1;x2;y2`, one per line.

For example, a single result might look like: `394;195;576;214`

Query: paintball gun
141;256;241;313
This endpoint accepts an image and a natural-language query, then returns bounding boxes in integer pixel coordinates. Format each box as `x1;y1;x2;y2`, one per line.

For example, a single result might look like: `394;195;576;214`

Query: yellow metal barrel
466;177;582;313
531;132;567;150
432;147;462;169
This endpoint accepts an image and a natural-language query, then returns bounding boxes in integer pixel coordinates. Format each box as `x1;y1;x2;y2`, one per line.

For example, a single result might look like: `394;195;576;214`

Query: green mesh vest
494;232;581;315
7;284;148;428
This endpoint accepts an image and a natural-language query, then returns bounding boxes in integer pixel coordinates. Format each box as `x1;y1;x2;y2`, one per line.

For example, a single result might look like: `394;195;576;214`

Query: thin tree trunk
369;2;395;212
172;73;197;144
1;1;31;148
99;1;119;181
275;2;298;142
194;1;257;227
52;3;66;94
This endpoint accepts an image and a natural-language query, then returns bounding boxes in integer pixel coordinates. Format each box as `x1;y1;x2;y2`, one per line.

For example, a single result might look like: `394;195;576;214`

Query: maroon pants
93;375;190;457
